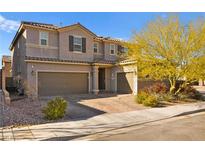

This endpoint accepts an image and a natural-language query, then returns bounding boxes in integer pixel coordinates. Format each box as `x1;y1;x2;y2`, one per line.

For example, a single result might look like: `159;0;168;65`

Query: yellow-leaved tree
127;15;205;95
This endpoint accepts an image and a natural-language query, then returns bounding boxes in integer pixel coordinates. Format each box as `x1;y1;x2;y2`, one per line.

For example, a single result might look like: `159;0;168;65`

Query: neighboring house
0;69;2;89
1;55;12;91
9;21;137;98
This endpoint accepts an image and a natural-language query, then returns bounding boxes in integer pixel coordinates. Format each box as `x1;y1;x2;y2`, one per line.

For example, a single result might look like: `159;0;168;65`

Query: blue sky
1;12;205;67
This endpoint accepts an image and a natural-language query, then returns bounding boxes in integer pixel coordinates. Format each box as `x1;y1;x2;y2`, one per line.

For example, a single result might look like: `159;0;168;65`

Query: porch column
199;79;205;86
92;65;99;95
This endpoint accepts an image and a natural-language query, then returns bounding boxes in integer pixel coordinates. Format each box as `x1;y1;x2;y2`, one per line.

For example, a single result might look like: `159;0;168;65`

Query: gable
58;23;97;38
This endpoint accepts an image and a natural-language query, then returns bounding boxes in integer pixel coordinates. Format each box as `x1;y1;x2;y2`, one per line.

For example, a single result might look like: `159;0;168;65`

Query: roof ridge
21;21;57;26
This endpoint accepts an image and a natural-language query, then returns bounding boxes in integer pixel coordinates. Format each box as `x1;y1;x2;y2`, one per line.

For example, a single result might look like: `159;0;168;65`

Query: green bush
136;92;159;107
162;93;174;102
42;97;68;120
135;91;149;104
143;94;159;107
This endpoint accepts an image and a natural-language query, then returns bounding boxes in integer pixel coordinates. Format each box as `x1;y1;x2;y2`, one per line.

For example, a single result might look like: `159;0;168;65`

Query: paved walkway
1;101;205;141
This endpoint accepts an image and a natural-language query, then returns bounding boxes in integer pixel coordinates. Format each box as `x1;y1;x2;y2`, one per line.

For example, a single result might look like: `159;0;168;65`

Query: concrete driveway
66;94;147;113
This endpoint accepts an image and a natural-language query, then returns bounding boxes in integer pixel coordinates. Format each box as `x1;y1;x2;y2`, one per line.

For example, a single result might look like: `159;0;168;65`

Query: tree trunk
169;78;176;94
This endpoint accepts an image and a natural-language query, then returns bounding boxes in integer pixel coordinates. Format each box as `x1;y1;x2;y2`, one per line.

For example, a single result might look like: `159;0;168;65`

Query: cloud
0;15;19;32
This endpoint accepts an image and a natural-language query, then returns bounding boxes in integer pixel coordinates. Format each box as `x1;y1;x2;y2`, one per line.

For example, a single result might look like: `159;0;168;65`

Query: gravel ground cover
1;94;147;128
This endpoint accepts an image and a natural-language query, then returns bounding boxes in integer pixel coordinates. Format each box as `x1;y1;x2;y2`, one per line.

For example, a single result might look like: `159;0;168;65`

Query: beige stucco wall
24;61;137;97
2;61;12;90
25;61;121;96
22;26;121;63
12;30;27;82
59;28;94;62
26;28;59;58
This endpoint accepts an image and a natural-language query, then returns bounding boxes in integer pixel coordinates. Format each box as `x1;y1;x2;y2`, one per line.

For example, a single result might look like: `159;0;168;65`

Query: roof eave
9;23;24;51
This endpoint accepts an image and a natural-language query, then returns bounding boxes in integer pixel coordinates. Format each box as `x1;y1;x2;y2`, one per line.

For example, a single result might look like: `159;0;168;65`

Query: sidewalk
1;101;205;141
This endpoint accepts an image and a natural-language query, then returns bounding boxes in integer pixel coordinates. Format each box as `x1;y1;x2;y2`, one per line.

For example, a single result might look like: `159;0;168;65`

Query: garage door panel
38;72;88;96
117;72;133;94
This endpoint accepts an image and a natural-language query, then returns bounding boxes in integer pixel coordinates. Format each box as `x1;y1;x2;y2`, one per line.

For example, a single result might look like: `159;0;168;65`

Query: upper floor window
118;45;127;53
110;44;115;55
93;42;98;53
40;31;48;46
73;36;82;52
69;35;86;53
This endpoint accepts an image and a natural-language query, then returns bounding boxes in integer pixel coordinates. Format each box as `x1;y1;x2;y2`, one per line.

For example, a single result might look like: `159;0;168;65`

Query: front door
99;68;105;90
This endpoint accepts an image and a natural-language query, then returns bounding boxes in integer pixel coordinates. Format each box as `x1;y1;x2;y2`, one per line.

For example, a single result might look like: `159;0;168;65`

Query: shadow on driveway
39;94;119;121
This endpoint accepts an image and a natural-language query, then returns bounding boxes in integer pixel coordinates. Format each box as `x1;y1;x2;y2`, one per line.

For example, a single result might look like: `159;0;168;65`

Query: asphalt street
94;112;205;141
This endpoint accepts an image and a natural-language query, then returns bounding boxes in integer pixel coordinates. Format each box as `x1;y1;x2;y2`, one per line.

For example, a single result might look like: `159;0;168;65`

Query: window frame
110;44;115;55
73;35;83;52
93;42;98;53
39;31;49;46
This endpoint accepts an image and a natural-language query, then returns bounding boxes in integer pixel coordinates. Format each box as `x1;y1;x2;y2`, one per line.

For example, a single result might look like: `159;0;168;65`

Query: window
40;31;48;46
110;44;115;55
93;43;98;53
118;45;127;53
73;36;82;52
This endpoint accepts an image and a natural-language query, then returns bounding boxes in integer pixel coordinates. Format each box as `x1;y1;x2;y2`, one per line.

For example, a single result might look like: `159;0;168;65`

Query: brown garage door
117;72;134;94
38;72;88;96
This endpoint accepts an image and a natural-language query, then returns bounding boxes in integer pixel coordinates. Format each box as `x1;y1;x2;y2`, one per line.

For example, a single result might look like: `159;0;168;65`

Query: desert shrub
143;82;168;94
143;94;159;107
162;93;175;102
42;97;68;120
136;92;159;107
135;91;149;104
179;86;203;100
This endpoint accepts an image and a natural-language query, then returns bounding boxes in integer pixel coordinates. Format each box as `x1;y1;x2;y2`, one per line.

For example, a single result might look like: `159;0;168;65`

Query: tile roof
95;36;123;43
118;59;136;64
21;21;123;42
10;21;125;51
22;21;58;30
25;56;116;65
93;59;116;64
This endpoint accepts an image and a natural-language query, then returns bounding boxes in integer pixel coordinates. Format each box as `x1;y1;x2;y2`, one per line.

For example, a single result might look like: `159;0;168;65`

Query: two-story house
9;21;137;98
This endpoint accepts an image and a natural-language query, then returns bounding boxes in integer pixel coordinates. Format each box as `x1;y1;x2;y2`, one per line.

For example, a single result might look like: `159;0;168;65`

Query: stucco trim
25;59;90;66
36;70;91;96
26;43;59;50
91;63;114;67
